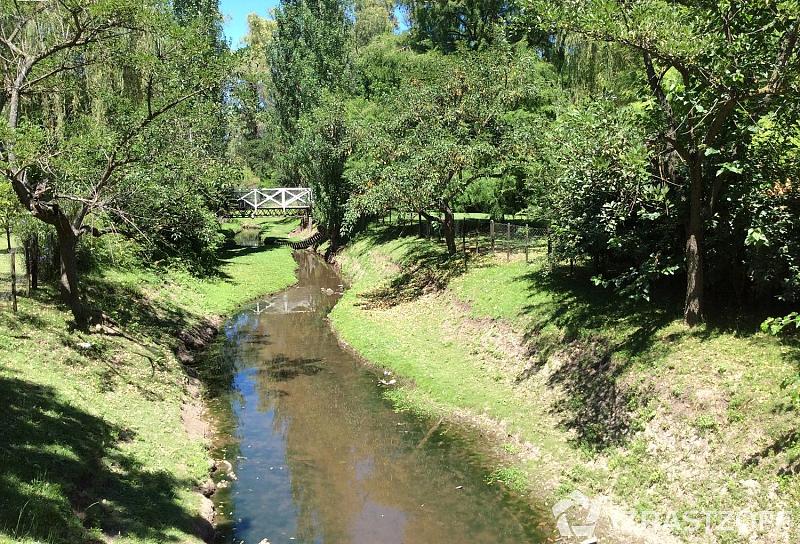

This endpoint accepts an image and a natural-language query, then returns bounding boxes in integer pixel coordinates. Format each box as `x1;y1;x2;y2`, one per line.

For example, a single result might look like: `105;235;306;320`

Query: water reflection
210;251;547;544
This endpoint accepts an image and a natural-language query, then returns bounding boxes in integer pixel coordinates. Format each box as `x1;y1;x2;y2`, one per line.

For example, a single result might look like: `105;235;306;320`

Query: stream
205;249;549;544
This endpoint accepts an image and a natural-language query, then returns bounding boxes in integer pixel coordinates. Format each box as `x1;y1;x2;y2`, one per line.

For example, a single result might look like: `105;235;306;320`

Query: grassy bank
0;217;298;544
330;225;800;543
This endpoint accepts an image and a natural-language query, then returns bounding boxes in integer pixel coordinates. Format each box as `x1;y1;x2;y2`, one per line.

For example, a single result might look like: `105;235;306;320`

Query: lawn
0;217;299;544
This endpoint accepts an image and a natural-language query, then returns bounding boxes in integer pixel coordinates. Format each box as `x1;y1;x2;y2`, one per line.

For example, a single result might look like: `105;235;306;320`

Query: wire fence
0;235;55;313
376;210;551;263
0;248;27;312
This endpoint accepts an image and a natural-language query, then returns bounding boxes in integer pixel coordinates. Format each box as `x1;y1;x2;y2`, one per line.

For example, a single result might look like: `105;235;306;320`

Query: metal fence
377;210;550;263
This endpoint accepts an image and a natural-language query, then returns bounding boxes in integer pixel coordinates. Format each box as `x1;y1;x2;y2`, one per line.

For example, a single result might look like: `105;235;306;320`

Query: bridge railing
229;187;313;211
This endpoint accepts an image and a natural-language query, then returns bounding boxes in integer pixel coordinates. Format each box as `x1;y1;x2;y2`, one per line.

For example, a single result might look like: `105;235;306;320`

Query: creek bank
329;293;670;544
327;226;800;544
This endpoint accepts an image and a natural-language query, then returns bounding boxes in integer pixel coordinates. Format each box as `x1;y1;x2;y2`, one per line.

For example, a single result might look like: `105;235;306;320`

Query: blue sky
220;0;278;49
221;0;408;49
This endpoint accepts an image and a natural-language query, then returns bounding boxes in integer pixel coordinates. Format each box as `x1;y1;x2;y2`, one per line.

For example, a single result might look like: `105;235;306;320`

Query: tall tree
354;0;396;48
268;0;353;241
295;94;353;253
401;0;512;51
269;0;352;149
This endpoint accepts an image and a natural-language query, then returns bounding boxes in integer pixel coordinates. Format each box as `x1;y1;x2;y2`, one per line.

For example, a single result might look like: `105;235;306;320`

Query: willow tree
1;0;228;325
354;0;396;48
527;0;800;325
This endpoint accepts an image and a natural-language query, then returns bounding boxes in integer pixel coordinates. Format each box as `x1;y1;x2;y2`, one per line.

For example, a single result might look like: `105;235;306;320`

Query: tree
401;0;513;52
295;94;353;253
268;0;352;181
346;48;549;253
527;0;800;325
1;0;228;325
354;0;396;48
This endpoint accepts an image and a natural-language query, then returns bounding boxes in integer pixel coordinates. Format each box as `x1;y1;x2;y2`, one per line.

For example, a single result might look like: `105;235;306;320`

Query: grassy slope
0;217;298;544
330;225;800;543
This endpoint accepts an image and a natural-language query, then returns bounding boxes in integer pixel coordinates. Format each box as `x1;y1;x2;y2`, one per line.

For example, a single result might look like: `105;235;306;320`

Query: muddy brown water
205;251;550;544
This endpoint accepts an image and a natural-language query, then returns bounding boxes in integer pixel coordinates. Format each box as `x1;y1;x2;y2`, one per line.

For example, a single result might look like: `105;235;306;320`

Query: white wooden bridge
225;187;312;217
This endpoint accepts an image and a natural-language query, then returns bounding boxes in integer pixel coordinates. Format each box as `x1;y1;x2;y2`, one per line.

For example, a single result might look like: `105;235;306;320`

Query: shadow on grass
514;264;680;451
743;429;800;476
0;375;211;543
742;336;800;475
516;263;800;452
355;229;468;309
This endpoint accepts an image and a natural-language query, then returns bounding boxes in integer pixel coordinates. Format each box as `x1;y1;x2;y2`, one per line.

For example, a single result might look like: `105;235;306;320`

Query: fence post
525;224;529;263
490;220;495;254
24;241;30;296
31;236;39;291
10;248;17;313
506;223;511;261
462;220;468;272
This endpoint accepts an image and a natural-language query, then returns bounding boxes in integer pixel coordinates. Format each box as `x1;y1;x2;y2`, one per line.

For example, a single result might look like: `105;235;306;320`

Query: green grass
0;217;299;544
330;224;800;543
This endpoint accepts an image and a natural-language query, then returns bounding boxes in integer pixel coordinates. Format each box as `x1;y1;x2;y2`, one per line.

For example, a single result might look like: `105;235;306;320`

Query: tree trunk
442;207;457;255
55;225;87;326
5;226;10;251
684;154;704;326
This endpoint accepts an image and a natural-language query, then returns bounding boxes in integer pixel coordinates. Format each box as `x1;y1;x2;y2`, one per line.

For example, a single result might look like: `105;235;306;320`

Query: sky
220;0;408;50
220;0;278;49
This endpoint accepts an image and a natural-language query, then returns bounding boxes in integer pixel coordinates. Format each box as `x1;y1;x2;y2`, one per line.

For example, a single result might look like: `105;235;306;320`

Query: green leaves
761;312;800;336
346;48;546;224
744;227;770;248
1;0;231;270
